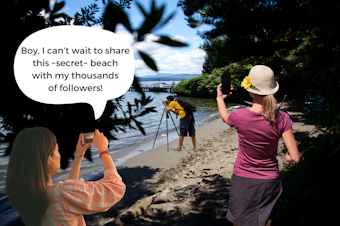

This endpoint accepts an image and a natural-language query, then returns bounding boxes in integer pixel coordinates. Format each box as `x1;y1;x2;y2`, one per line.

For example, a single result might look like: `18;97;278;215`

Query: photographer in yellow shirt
163;96;196;152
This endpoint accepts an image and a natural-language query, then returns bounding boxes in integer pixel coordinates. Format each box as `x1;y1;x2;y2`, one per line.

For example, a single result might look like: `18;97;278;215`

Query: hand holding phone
221;71;231;95
92;129;109;153
82;132;94;144
76;133;92;160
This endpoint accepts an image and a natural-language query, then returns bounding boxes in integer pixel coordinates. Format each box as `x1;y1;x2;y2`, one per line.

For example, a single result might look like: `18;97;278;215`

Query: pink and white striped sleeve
61;169;126;215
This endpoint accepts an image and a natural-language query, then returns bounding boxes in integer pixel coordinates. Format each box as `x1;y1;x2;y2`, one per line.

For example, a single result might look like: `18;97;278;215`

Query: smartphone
82;132;94;144
221;71;231;95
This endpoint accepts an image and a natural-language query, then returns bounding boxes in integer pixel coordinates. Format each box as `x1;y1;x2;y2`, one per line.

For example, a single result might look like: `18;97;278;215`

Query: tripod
152;109;185;152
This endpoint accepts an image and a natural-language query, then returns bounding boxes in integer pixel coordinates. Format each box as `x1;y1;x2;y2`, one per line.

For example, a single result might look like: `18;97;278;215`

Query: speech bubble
14;25;135;120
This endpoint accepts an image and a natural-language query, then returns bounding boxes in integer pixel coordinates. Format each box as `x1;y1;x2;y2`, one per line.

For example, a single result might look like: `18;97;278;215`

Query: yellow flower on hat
241;76;252;89
241;76;260;91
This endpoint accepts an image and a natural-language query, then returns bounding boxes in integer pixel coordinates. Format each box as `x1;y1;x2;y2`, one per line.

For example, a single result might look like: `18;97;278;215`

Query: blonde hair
261;95;278;123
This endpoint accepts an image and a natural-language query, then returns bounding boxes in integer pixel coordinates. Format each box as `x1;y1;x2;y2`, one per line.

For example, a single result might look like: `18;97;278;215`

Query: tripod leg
153;109;165;149
166;113;169;152
169;113;185;150
169;113;179;135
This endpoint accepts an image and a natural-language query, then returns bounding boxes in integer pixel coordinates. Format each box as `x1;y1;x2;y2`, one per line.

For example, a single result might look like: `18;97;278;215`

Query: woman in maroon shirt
216;65;300;226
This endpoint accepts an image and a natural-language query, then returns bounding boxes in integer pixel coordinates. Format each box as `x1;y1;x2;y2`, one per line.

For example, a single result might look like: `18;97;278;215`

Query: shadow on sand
84;165;161;224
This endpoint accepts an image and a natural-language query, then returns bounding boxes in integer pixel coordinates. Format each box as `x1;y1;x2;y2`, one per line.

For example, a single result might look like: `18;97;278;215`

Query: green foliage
173;63;252;101
274;32;340;132
277;23;340;224
280;131;340;225
201;37;229;74
178;0;304;64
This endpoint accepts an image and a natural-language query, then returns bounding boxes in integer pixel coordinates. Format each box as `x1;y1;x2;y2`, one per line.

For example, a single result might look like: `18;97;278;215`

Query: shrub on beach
173;63;252;102
279;132;340;225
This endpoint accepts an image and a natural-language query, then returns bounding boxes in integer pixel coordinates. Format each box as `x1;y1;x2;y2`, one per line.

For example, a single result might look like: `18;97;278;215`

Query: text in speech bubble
14;25;135;120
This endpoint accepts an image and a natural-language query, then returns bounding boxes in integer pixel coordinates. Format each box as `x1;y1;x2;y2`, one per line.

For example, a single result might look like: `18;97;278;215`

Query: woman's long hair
6;127;57;226
262;94;278;123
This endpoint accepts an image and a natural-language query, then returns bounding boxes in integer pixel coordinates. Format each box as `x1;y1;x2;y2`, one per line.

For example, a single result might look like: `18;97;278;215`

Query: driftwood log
184;174;218;179
112;194;157;225
153;190;173;203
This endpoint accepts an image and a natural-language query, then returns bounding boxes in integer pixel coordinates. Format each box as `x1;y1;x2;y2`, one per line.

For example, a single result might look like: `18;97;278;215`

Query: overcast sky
53;0;211;76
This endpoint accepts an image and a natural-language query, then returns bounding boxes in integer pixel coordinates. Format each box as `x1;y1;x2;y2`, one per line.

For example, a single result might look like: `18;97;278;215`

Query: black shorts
179;113;195;137
226;174;283;226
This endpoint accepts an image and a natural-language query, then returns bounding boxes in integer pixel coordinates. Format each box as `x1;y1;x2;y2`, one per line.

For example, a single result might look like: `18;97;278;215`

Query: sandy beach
82;97;316;226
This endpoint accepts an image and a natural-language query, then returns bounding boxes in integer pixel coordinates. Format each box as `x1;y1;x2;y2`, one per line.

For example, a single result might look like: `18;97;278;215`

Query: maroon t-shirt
228;109;293;179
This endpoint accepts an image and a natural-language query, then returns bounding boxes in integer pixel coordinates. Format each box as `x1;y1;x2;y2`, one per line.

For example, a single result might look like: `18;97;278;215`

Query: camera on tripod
153;105;184;152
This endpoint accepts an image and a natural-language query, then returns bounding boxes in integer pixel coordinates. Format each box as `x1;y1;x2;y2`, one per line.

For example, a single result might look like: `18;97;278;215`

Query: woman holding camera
216;65;299;226
6;128;125;226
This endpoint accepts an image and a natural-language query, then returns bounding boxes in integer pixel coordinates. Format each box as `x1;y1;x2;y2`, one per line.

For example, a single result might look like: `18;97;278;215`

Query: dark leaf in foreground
103;1;132;33
155;36;188;46
132;75;143;94
139;50;158;71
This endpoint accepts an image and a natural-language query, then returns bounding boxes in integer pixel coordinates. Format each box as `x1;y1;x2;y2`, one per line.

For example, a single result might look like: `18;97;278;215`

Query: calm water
0;80;243;192
104;81;241;161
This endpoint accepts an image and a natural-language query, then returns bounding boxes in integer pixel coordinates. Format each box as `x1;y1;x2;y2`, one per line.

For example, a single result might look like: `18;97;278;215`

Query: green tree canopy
178;0;339;73
179;0;306;68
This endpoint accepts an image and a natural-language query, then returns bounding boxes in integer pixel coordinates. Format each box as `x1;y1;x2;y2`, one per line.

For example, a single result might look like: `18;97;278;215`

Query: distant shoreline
137;73;201;81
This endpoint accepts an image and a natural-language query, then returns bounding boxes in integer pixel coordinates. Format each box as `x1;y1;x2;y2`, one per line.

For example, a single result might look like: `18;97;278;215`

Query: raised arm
216;83;233;124
93;129;117;173
63;130;125;215
163;100;171;114
163;101;178;115
282;128;300;163
68;133;91;180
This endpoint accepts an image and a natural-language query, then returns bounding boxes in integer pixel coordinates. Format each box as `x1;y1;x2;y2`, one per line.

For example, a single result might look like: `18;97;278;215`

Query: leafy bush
279;131;340;225
173;62;253;101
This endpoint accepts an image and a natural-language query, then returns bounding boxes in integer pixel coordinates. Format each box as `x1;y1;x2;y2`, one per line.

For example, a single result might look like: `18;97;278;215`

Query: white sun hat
241;65;279;95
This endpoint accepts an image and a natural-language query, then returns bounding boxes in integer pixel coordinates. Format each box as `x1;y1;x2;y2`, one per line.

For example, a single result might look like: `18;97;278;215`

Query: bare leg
176;136;184;151
191;136;196;151
266;219;272;226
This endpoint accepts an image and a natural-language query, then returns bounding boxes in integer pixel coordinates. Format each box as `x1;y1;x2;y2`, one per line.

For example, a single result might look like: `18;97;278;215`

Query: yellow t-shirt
169;101;186;118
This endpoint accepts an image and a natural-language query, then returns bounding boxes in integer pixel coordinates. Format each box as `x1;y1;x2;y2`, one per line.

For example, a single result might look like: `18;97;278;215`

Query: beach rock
153;190;173;203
